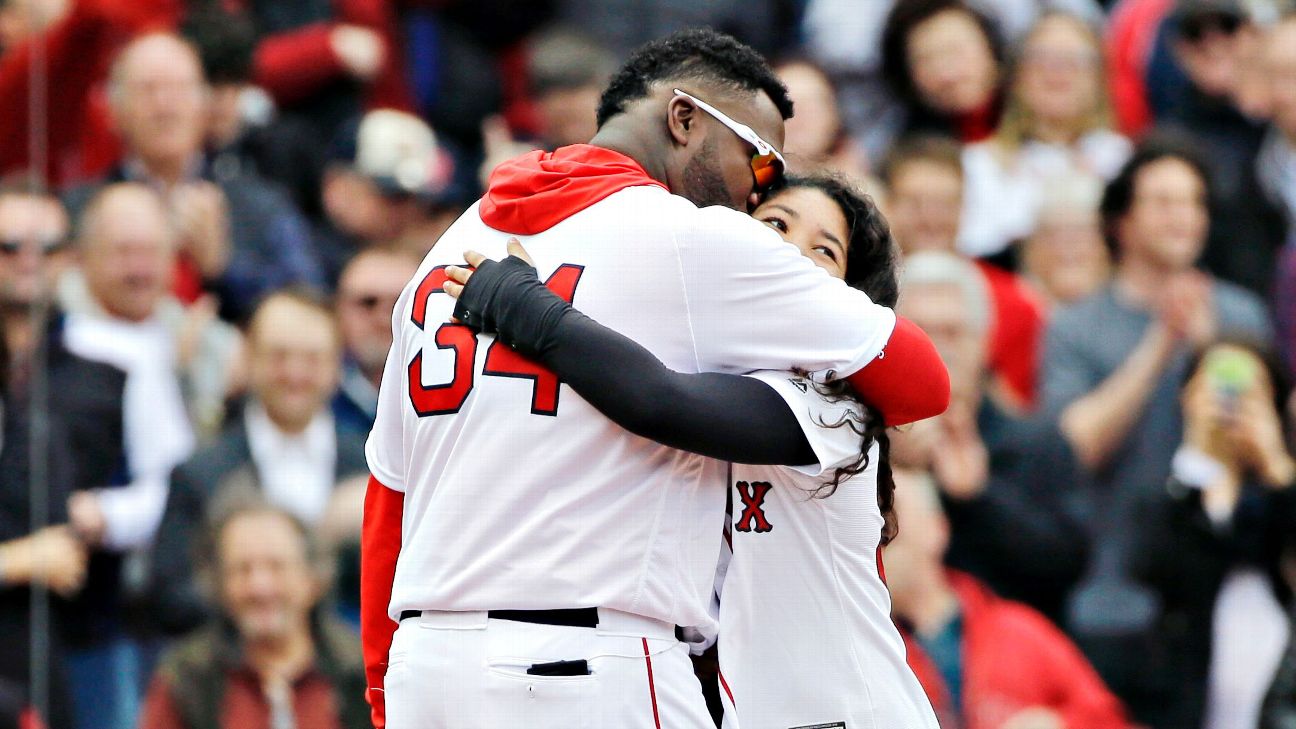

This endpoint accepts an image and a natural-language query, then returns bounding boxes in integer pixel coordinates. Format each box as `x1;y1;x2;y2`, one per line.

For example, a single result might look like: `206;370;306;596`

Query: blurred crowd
0;0;1295;727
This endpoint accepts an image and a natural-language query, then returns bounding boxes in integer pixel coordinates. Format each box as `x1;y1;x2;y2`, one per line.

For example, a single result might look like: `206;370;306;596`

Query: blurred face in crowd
1173;12;1253;100
1266;18;1296;140
109;34;209;171
536;85;603;149
905;8;999;114
336;250;418;378
218;510;319;645
80;185;175;322
322;170;427;244
0;193;69;309
776;61;842;161
881;469;949;598
1015;14;1104;133
247;296;342;433
1117;157;1209;273
0;0;68;52
899;280;986;403
885;159;962;254
1024;204;1109;304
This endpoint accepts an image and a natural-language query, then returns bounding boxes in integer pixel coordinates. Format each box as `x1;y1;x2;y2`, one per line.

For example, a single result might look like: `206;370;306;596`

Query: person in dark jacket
138;504;368;729
1131;338;1296;729
892;251;1089;621
0;187;127;729
149;290;367;636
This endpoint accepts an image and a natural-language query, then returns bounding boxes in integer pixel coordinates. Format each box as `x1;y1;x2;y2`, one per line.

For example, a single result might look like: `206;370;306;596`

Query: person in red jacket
886;468;1130;729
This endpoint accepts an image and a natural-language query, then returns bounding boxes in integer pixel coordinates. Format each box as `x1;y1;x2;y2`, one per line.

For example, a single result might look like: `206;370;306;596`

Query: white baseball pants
383;608;716;728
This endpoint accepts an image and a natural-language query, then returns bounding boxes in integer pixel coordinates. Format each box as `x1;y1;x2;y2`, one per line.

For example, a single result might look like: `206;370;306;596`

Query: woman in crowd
960;11;1132;260
443;175;943;729
881;0;1006;143
773;58;869;178
1132;338;1296;729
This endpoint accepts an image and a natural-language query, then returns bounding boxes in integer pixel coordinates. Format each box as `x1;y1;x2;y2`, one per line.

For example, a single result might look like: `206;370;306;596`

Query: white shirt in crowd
63;311;195;550
245;403;337;525
958;130;1131;258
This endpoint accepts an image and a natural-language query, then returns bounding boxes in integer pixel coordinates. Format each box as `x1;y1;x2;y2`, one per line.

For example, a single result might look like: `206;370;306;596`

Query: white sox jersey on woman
361;146;901;722
718;372;939;729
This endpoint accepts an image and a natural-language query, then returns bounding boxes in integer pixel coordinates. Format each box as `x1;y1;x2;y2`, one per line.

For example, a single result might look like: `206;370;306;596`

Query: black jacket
1131;478;1296;729
148;414;369;636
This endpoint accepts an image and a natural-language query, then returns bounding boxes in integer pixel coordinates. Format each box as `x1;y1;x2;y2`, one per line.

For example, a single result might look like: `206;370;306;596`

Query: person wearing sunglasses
361;29;948;729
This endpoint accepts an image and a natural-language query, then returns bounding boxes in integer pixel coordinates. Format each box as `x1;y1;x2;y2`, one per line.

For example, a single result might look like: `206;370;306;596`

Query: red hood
479;144;667;235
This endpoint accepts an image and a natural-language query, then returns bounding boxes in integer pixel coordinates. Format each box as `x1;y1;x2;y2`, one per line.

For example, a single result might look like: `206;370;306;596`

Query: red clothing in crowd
230;0;413;113
0;0;413;186
902;571;1129;729
0;0;179;185
138;665;344;729
977;261;1046;410
1106;0;1175;137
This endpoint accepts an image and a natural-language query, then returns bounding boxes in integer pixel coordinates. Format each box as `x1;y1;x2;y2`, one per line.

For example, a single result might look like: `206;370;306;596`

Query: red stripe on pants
642;637;661;729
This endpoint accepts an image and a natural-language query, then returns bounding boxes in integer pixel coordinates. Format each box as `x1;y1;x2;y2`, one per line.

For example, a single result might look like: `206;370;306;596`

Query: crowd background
1;0;1295;727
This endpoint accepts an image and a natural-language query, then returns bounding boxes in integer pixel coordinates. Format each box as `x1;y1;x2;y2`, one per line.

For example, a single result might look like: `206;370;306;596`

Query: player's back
720;445;939;729
369;185;731;632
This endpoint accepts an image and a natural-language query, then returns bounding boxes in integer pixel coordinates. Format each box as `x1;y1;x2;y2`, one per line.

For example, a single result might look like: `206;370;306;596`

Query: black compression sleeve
453;256;817;465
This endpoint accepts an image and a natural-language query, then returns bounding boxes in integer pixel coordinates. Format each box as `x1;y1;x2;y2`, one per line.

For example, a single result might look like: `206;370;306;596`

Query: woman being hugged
444;174;942;729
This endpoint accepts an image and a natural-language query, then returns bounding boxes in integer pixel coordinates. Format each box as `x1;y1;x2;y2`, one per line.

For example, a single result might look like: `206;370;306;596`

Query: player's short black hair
595;28;794;128
1099;131;1212;259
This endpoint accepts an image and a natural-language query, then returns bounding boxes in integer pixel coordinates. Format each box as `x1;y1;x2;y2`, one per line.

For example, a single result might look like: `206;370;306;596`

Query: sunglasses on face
344;293;398;312
0;236;68;256
673;89;786;193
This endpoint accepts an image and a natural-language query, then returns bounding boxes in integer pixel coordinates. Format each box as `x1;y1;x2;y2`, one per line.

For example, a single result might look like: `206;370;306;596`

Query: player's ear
666;94;697;147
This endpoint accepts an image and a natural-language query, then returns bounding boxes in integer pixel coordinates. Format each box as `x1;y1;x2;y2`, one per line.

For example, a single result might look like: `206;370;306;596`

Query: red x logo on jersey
734;481;773;533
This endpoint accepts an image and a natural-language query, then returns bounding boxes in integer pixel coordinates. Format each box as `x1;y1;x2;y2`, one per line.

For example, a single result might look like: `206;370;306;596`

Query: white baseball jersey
718;371;938;729
366;183;897;634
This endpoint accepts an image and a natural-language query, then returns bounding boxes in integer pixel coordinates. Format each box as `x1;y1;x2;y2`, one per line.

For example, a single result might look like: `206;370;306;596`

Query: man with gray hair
138;503;368;729
67;32;322;322
893;251;1089;622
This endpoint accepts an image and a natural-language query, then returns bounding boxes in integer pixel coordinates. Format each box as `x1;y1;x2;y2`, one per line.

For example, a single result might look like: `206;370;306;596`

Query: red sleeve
361;474;404;729
1023;610;1130;729
252;22;348;107
979;263;1045;409
0;0;178;184
845;316;950;427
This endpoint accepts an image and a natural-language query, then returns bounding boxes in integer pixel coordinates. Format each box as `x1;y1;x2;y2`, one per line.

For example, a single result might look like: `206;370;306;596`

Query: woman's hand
443;238;535;302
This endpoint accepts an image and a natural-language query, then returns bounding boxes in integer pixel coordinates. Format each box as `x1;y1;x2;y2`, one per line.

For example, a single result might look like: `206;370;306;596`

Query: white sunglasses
673;88;786;192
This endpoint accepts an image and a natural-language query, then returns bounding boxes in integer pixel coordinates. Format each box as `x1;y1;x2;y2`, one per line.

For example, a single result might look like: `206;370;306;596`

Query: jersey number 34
406;263;585;418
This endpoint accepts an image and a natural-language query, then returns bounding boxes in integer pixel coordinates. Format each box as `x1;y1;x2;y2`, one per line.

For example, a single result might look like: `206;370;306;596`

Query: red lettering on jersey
734;481;773;533
408;266;478;416
482;264;585;416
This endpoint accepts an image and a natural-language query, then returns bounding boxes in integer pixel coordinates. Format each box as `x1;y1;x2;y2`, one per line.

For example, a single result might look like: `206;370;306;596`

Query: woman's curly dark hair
764;174;902;544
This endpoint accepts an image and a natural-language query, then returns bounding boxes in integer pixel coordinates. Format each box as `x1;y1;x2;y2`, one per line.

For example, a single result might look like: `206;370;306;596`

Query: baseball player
361;31;948;729
444;174;942;728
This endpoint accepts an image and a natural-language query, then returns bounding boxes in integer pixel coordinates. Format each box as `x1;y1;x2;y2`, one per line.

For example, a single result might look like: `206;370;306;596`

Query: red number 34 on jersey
406;263;585;417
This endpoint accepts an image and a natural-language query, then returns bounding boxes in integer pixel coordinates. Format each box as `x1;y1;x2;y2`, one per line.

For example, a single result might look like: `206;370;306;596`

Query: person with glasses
333;248;421;434
441;174;942;729
361;28;948;729
0;186;127;729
